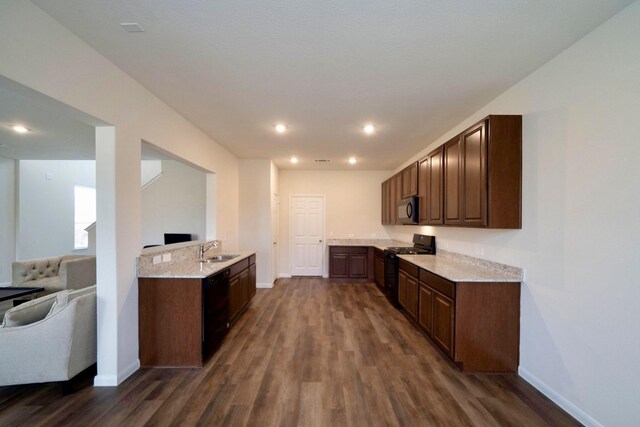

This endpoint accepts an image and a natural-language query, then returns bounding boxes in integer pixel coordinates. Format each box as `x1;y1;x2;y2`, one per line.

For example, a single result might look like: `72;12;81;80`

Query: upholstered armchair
0;286;97;386
12;255;96;296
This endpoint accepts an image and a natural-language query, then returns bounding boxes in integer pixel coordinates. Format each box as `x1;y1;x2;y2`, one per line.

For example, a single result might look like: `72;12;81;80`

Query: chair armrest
59;257;96;290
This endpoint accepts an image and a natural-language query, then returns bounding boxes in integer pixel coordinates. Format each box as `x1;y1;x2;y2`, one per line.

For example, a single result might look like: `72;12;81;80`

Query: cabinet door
381;181;388;224
418;157;429;223
426;147;444;224
238;269;248;308
418;283;434;335
249;263;257;298
228;275;241;320
402;162;418;198
397;269;408;309
444;136;462;225
329;254;348;278
374;256;384;287
348;254;367;278
391;173;402;224
433;292;455;357
461;121;488;226
405;275;419;320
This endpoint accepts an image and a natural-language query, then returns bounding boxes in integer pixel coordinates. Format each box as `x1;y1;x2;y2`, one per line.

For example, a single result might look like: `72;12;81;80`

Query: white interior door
290;195;324;276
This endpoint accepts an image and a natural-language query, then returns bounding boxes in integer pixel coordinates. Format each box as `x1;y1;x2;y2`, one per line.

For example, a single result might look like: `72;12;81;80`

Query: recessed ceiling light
363;124;376;135
349;157;357;165
275;123;287;134
12;125;30;134
120;23;145;33
290;156;298;164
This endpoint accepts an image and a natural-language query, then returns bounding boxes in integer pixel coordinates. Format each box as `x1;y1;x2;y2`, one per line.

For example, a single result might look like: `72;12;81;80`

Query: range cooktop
386;247;432;255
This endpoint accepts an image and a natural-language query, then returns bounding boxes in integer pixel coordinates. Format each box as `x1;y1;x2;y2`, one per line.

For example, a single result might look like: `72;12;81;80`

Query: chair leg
60;363;97;395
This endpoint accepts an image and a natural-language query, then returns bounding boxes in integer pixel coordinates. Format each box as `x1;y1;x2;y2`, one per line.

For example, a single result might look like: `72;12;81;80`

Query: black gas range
384;234;436;307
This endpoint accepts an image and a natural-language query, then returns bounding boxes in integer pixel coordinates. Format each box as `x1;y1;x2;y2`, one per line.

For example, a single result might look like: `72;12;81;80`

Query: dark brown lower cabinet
398;259;419;321
229;255;256;324
418;283;434;335
405;262;520;373
432;292;455;358
329;246;370;279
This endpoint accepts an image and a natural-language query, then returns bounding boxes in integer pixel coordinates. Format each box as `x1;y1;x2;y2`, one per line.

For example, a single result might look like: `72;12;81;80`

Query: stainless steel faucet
199;241;219;260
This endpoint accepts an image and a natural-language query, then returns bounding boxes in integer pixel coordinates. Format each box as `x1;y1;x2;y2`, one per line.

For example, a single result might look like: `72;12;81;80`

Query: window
74;185;96;250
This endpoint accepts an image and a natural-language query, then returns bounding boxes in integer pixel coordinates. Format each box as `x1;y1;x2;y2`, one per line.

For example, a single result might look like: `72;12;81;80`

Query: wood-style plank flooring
0;278;579;426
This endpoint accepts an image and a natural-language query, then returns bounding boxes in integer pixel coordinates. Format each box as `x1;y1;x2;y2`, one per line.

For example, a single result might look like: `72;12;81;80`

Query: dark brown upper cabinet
456;115;522;229
382;115;521;229
418;146;444;225
444;135;463;225
401;162;418;198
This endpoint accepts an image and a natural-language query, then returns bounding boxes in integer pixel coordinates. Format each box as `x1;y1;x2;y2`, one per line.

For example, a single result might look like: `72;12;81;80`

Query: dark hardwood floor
0;278;579;426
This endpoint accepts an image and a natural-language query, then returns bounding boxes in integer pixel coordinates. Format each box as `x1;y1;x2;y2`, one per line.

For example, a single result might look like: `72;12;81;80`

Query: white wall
17;160;95;259
140;160;162;188
279;170;391;277
0;156;16;285
239;160;275;287
141;160;206;247
387;3;640;425
0;1;240;386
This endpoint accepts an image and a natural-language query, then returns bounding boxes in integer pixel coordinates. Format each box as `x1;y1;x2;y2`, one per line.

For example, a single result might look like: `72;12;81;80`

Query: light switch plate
162;253;171;262
152;255;161;265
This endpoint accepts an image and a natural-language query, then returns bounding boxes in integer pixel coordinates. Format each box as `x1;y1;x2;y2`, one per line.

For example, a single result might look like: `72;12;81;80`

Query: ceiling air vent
314;159;331;163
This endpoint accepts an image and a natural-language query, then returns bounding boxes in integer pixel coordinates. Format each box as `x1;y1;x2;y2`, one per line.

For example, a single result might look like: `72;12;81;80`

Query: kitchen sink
198;254;240;263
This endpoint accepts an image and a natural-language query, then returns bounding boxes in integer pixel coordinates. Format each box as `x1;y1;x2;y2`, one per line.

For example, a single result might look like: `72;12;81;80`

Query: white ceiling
0;85;95;160
32;0;633;169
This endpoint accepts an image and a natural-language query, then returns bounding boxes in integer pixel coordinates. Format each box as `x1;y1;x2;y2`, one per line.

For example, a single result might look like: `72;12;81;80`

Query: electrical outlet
152;255;161;265
370;233;377;238
162;253;171;262
474;245;484;256
348;233;355;238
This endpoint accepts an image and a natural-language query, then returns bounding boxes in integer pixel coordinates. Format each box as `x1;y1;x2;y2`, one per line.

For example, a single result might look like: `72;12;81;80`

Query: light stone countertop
398;252;522;283
137;250;255;279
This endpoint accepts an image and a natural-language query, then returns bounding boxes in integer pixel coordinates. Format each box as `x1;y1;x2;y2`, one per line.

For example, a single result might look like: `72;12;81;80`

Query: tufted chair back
13;256;64;285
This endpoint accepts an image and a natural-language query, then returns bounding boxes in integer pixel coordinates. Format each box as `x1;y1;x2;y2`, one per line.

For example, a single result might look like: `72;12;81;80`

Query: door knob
319;239;323;243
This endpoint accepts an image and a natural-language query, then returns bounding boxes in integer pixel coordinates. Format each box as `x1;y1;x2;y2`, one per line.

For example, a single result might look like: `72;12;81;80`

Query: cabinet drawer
398;259;419;278
229;257;249;277
330;246;368;255
419;268;455;299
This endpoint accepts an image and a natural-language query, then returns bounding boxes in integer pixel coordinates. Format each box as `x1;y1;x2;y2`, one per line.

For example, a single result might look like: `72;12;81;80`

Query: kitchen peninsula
137;241;256;368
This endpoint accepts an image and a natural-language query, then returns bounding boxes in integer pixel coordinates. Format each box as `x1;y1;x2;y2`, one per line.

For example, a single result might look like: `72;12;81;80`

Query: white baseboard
94;358;140;387
257;282;273;289
278;274;291;278
0;282;11;288
519;367;601;427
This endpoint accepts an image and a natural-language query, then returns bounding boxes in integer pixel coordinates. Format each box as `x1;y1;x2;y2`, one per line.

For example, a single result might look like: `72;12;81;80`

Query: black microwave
397;197;418;224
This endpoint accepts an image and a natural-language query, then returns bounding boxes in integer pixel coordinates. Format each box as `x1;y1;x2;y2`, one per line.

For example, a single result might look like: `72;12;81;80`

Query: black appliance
397;197;419;224
164;233;192;245
384;234;435;307
202;269;229;361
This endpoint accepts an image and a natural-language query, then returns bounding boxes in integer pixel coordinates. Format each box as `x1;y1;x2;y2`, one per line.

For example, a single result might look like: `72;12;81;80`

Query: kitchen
0;1;638;425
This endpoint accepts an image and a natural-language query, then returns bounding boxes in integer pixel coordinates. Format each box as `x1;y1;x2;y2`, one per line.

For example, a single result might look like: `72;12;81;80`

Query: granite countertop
398;252;522;283
138;250;255;279
326;239;412;251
